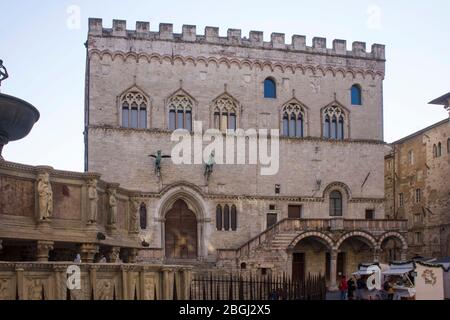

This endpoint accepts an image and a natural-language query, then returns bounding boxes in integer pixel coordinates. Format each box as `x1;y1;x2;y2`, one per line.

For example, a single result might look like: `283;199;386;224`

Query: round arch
378;232;408;251
334;231;377;251
288;231;334;251
155;183;208;260
157;182;207;221
322;182;352;200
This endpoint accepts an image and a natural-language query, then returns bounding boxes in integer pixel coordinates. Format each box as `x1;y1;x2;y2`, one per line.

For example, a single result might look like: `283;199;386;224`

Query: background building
385;96;450;259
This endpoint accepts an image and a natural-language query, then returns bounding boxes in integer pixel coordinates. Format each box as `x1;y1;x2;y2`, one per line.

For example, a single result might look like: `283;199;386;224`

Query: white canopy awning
383;268;413;276
383;263;414;276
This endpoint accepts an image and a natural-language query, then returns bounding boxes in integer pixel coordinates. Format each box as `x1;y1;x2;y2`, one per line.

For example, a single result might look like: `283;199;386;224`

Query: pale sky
1;0;449;171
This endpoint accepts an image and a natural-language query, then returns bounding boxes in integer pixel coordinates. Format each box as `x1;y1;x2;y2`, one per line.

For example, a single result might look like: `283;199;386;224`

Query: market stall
352;263;388;300
414;262;445;300
430;258;450;300
382;263;416;300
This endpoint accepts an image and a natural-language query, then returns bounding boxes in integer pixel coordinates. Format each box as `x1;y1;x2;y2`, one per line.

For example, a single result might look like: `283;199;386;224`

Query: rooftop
389;118;449;145
429;92;450;106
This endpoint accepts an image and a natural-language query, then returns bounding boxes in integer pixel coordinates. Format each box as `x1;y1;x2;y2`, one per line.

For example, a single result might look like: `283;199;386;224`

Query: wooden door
165;199;197;259
266;213;278;229
337;252;345;278
292;253;305;282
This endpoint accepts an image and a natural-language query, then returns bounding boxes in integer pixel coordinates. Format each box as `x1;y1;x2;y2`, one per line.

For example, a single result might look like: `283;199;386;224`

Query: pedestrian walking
339;276;348;300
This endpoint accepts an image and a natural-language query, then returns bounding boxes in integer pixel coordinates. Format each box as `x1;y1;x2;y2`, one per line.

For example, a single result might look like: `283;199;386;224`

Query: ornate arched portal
164;199;198;259
157;183;208;261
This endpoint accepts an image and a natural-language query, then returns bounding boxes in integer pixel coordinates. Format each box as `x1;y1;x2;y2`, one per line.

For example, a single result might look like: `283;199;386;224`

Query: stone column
53;265;67;300
15;267;24;300
181;268;192;300
89;265;99;300
161;267;172;300
121;265;129;300
80;243;99;263
36;240;54;262
400;249;407;261
329;250;338;291
373;247;381;263
286;250;293;278
0;239;3;251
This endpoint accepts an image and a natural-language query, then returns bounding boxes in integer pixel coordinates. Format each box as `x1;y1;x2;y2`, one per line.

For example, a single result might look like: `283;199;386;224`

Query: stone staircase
268;231;300;250
217;218;408;265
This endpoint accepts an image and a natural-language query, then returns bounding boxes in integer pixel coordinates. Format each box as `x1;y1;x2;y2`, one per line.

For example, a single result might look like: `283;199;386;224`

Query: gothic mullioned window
121;90;148;129
282;100;306;138
213;94;237;131
216;204;237;231
323;105;346;140
168;94;193;131
433;143;442;158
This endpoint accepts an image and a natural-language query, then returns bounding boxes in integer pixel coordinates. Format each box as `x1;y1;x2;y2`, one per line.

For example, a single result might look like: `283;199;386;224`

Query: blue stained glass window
296;114;303;138
351;85;362;105
264;78;276;98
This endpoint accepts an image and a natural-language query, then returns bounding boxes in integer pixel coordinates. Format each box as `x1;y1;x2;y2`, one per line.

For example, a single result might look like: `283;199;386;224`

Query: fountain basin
0;93;40;143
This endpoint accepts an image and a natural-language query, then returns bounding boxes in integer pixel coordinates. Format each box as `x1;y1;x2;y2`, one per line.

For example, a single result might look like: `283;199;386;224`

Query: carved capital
80;243;99;263
36;240;54;262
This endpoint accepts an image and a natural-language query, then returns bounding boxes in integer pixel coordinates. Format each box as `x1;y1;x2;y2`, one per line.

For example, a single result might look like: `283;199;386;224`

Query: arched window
281;100;306;138
216;204;237;232
216;205;222;231
408;150;414;165
351;85;362;105
330;191;343;216
213;95;238;131
223;205;230;231
167;94;193;131
231;205;237;231
139;203;147;230
438;142;442;157
121;90;148;129
323;106;346;140
324;115;330;138
264;78;276;99
447;138;450;154
433;144;438;158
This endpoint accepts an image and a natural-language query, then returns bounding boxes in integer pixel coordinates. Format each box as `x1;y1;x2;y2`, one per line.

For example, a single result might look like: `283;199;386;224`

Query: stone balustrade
0;262;191;300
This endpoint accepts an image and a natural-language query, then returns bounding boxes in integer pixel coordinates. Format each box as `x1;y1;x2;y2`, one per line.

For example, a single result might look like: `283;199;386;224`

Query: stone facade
385;119;450;259
82;18;407;287
0;262;190;300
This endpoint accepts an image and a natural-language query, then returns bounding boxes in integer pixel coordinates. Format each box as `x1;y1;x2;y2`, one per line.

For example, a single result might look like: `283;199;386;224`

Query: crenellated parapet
88;18;385;61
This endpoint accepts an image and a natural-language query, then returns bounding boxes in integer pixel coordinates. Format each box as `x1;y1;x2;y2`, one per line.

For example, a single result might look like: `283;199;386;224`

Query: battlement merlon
88;18;386;61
